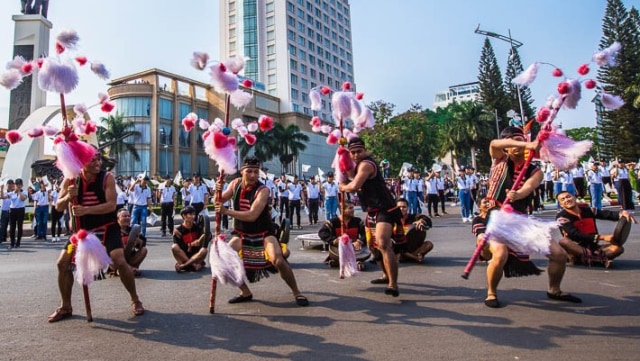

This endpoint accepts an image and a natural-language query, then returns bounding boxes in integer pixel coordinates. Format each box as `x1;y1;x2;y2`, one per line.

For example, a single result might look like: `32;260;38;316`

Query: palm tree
238;129;278;161
97;113;141;161
272;123;309;174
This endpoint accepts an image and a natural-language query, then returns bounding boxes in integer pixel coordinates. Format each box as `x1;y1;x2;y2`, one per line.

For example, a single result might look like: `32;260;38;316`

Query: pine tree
477;38;509;133
597;0;640;160
503;46;536;123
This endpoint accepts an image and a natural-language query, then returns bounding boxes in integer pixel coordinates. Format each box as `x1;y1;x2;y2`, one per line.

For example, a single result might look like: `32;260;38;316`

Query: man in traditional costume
480;126;580;308
214;157;309;307
339;137;403;297
49;153;144;322
556;191;634;268
171;205;208;272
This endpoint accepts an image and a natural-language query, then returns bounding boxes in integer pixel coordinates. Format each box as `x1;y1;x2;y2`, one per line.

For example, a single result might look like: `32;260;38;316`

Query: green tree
367;100;396;125
565;127;601;161
504;46;536;122
272;123;309;174
597;0;640;160
97;112;141;162
477;38;510;132
237;129;278;161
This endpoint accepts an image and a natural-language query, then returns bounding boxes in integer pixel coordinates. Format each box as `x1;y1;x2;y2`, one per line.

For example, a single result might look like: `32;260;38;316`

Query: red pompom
342;82;351;91
100;101;115;113
6;130;22;144
75;56;88;66
61;126;72;137
27;127;44;138
55;42;65;54
536;107;551;123
326;133;339;145
213;132;228;148
228;137;236;146
321;86;331;95
219;63;227;72
69;235;78;245
182;118;195;132
36;58;44;68
310;116;321;127
557;82;570;95
584;79;596;89
337;147;354;172
552;68;563;77
242;79;253;88
537;129;550;141
258;116;274;132
67;133;79;142
53;136;65;145
244;133;256;145
76;229;88;240
202;130;210;140
21;62;33;75
355;92;364;100
84;122;97;134
577;64;590;76
501;204;514;213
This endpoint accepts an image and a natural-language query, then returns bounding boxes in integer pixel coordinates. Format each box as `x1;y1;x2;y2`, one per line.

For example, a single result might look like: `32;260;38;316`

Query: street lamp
475;26;528;130
159;128;169;176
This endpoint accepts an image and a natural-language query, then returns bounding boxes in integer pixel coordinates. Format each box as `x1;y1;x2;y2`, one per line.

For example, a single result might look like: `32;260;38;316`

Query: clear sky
0;0;634;131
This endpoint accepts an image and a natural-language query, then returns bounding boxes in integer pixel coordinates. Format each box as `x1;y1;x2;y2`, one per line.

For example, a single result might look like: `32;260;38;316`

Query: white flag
302;164;311;172
317;167;325;177
399;162;413;177
174;171;183;185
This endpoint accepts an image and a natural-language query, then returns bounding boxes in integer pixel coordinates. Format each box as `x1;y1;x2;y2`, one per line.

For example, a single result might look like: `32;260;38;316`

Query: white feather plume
0;69;23;90
229;89;253;108
310;89;322;111
512;62;539;87
486;209;557;256
191;51;210;70
56;29;80;50
601;92;625;110
592;42;622;67
38;57;79;94
224;56;247;74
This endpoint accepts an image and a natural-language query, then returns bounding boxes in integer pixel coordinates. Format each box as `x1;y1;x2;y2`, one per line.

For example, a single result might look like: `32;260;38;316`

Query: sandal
384;287;400;297
47;307;73;323
295;295;309;307
484;294;500;308
546;292;582;303
228;294;253;304
370;277;389;285
131;301;145;316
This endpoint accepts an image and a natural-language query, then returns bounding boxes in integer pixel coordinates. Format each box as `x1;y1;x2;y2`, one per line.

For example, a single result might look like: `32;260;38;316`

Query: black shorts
64;223;122;256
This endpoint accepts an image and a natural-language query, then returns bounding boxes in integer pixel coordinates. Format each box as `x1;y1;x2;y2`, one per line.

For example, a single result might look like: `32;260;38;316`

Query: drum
197;212;212;243
403;225;427;253
612;217;631;246
124;224;141;263
278;218;291;244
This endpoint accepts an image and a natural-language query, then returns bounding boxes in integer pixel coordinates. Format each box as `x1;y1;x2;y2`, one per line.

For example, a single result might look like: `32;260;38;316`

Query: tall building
433;82;480;109
220;0;355;121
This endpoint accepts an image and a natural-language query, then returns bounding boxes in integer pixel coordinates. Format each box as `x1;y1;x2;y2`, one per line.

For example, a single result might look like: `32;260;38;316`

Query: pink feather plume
331;92;352;122
38;57;79;94
191;51;210;70
54;135;98;178
204;132;237;174
27;126;44;138
209;63;239;93
337;146;355;173
512;62;539;87
485;208;557;256
73;229;112;286
538;128;593;170
209;234;246;287
560;79;582;109
0;69;23;90
229;89;253;108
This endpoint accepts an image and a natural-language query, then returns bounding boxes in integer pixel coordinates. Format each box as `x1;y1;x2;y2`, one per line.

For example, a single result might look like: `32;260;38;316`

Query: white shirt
586;169;603;184
32;189;49;206
131;184;152;206
277;181;289;198
159;184;176;203
188;183;208;204
288;183;303;201
6;189;28;208
322;181;338;197
307;182;320;199
426;178;438;194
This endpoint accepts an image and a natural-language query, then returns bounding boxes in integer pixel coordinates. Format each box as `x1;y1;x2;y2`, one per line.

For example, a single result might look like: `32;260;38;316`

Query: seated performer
556;191;635;268
395;198;433;263
49;153;144;322
214;156;309;306
479;126;580;308
317;200;369;270
116;208;147;276
171;206;209;272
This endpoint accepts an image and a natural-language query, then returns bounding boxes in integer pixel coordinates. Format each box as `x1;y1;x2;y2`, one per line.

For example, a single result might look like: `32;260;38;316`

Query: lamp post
159;128;169;176
475;26;527;128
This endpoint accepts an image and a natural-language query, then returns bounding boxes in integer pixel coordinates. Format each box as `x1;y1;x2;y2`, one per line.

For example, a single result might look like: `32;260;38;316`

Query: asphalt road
1;204;639;361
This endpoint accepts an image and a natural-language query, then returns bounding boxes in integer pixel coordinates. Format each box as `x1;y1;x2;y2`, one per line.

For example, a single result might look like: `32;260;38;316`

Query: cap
6;179;14;184
326;171;334;177
15;178;23;185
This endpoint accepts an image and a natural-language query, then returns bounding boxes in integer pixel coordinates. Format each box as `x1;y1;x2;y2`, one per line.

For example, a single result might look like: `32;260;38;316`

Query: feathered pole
1;30;114;321
188;52;273;313
462;42;624;279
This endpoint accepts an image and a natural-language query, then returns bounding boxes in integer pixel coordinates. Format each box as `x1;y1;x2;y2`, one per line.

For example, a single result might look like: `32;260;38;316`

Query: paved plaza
1;205;639;360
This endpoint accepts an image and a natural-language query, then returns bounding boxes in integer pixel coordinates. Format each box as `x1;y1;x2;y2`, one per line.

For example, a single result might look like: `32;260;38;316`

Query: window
300;64;307;74
267;45;275;55
267;59;276;69
266;1;275;12
298;49;306;61
287;15;295;26
158;98;173;120
291;88;299;99
229;1;235;11
297;35;305;46
288;29;295;41
268;74;276;84
289;44;297;56
229;41;236;51
301;78;308;89
267;30;275;40
290;59;298;70
266;16;275;26
291;74;298;85
309;55;316;65
287;1;294;11
229;15;236;25
308;42;315;52
179;152;191;175
310;68;316;78
114;97;151;117
297;21;305;32
229;28;236;38
178;103;192;148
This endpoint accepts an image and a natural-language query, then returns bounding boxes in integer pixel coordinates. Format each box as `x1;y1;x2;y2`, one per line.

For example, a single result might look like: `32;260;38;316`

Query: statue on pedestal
20;0;49;18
